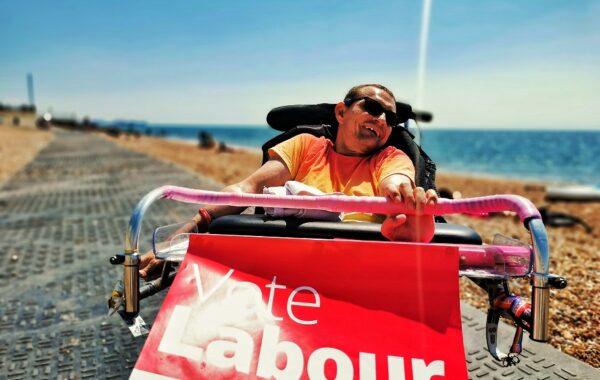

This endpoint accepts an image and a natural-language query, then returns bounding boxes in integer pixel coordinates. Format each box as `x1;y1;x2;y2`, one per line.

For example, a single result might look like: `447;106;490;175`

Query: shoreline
106;132;559;188
154;134;597;186
436;169;581;187
135;133;597;187
162;135;264;155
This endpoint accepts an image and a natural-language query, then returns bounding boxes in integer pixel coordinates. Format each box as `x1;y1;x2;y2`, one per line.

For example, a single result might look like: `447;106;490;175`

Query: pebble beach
2;125;598;367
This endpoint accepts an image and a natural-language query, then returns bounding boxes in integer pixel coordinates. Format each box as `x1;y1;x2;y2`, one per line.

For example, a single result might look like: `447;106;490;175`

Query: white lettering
265;276;287;321
307;347;353;380
226;281;265;320
158;305;203;361
287;286;320;325
156;265;448;379
359;352;376;380
388;356;406;379
256;324;303;380
158;309;448;380
193;264;234;301
412;359;445;380
205;326;253;373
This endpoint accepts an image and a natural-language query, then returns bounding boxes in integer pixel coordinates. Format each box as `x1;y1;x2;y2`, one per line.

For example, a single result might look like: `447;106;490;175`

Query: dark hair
344;84;396;103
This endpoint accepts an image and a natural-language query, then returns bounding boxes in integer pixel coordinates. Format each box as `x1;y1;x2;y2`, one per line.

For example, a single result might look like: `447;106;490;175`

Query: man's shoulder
293;133;330;146
296;132;325;141
378;145;409;159
274;133;330;156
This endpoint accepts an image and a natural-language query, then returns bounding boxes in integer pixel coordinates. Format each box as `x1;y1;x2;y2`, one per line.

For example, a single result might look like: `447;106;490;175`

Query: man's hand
139;251;163;279
380;179;438;242
139;216;205;280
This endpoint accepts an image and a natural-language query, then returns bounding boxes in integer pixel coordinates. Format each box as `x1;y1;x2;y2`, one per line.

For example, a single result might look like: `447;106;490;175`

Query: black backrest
262;104;437;191
209;214;482;245
266;102;414;131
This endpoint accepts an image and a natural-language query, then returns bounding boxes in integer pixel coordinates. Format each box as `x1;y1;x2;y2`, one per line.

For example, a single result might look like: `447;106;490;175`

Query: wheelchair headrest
266;102;430;132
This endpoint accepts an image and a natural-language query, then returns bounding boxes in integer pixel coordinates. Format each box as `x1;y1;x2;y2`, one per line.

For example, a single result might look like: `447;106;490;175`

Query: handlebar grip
110;254;125;265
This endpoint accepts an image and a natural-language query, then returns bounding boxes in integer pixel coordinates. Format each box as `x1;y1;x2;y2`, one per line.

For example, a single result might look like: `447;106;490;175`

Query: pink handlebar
162;186;540;223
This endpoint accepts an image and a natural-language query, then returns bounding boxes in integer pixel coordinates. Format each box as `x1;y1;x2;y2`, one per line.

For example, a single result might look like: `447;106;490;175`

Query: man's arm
193;155;292;222
140;156;292;278
379;174;437;243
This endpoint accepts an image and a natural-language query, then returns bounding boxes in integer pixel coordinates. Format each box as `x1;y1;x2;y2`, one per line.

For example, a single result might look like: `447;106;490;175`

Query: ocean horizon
103;122;600;185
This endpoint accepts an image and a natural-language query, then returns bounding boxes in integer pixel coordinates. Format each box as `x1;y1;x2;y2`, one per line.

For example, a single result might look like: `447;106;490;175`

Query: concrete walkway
0;130;596;379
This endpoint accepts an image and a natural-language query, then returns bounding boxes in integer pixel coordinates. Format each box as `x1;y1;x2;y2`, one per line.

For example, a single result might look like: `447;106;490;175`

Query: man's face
335;86;396;156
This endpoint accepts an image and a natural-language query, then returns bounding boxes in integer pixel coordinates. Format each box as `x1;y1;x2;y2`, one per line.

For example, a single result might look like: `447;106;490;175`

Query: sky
1;0;599;128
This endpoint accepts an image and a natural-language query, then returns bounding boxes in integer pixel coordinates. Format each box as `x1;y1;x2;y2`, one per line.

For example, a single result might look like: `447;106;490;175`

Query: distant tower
27;73;35;106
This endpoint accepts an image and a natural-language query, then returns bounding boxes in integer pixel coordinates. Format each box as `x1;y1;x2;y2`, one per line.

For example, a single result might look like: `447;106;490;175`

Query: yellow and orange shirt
268;133;415;222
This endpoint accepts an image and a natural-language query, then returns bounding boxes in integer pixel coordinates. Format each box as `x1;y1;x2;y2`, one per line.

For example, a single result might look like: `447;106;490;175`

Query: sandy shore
3;128;597;366
0;125;54;184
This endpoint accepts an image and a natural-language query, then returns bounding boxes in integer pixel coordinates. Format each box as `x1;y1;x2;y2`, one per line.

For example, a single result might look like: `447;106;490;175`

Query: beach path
0;130;596;379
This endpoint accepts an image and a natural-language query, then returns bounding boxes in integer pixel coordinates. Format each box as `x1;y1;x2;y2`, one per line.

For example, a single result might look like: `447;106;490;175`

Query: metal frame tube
123;254;139;314
123;186;170;314
527;218;551;341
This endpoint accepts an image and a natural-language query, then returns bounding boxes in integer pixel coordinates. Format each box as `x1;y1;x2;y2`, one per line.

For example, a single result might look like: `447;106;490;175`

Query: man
140;84;438;278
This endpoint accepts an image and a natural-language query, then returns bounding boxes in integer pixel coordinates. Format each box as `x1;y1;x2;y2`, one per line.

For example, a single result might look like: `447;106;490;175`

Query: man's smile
361;123;381;138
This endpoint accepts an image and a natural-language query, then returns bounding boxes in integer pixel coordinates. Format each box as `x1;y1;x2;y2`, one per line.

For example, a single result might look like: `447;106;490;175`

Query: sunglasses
343;97;398;127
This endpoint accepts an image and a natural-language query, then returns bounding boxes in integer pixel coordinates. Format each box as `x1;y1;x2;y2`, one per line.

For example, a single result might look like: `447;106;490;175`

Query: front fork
109;255;177;336
483;274;566;366
110;187;169;318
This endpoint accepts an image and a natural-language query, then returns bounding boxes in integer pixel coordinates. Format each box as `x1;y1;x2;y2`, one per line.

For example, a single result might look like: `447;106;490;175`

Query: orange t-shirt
268;133;415;222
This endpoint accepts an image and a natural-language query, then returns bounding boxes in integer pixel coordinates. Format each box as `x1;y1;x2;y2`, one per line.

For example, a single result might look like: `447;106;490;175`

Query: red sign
132;235;466;379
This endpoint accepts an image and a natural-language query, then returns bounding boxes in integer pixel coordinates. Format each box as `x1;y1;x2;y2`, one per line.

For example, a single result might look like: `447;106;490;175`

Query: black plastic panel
209;214;483;245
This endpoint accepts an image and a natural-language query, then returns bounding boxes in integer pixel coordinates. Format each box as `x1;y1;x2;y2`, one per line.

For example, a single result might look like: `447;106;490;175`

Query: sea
107;123;600;185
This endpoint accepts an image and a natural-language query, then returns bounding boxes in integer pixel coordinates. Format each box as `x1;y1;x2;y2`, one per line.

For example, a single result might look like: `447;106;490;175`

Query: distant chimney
27;73;35;106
